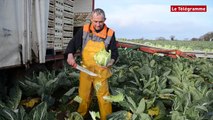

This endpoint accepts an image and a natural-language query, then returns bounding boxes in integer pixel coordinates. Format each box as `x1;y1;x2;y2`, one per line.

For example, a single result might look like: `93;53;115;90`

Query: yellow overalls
77;23;114;120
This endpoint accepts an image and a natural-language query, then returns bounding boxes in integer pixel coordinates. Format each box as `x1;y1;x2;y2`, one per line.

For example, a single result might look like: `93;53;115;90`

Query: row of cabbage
0;48;212;120
107;48;213;120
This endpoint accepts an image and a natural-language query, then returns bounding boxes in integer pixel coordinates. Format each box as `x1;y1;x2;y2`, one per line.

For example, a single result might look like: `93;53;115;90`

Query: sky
95;0;213;40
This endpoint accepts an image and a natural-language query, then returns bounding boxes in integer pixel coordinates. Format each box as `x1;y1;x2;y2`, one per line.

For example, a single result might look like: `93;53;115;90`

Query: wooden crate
49;4;55;12
64;0;73;7
63;42;69;49
48;19;55;27
55;21;63;29
55;29;63;37
55;14;63;21
47;35;55;42
54;42;63;50
63;11;73;19
47;41;54;49
48;28;55;35
74;12;91;26
54;36;63;43
55;7;63;16
64;4;73;12
62;37;72;49
63;31;73;37
63;37;71;43
55;0;64;9
63;24;73;31
49;0;55;5
48;12;55;20
63;17;73;25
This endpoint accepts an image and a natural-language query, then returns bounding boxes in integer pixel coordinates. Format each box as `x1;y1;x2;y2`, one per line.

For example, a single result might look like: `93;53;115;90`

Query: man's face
91;13;105;31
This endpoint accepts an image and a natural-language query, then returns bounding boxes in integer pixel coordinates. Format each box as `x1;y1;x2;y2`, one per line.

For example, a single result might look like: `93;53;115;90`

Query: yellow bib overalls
77;24;114;120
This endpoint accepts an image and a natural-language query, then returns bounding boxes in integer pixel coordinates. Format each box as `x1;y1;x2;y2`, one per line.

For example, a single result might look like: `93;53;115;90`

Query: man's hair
91;8;106;19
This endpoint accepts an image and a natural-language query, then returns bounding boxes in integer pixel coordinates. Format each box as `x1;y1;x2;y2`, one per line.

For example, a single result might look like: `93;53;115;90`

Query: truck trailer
0;0;94;84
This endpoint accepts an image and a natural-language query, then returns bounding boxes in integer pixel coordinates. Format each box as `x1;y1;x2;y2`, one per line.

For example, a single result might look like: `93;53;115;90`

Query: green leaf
150;60;155;67
66;112;83;120
103;91;124;102
136;98;145;114
141;64;152;76
160;89;174;94
17;106;28;120
126;96;137;112
171;111;185;120
46;78;58;87
140;113;151;120
73;96;82;104
37;72;47;86
89;111;100;120
24;80;40;89
7;85;22;110
0;108;17;120
64;87;76;96
195;105;208;112
167;76;181;85
163;70;171;76
143;77;155;89
143;89;154;95
0;100;6;108
107;110;132;120
29;102;48;120
129;67;142;88
146;97;156;109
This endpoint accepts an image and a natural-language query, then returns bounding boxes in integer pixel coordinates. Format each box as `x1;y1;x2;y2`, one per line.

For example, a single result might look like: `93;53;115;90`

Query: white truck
0;0;93;70
0;0;94;87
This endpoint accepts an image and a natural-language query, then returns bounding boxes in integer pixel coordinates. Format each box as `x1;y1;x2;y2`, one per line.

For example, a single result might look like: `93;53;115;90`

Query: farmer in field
65;8;118;120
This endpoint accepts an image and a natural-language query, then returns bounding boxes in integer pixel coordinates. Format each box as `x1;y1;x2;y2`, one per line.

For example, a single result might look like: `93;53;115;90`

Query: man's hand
106;59;115;67
67;53;76;67
100;59;115;69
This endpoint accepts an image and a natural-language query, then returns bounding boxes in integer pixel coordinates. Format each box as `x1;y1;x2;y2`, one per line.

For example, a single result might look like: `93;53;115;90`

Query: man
65;8;118;120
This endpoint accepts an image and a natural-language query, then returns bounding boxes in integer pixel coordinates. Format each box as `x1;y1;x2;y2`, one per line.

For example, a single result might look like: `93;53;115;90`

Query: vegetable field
118;39;213;52
0;48;213;120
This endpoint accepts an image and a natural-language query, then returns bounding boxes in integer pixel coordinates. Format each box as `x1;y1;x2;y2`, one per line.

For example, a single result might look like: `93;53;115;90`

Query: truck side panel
0;0;24;68
0;0;94;69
